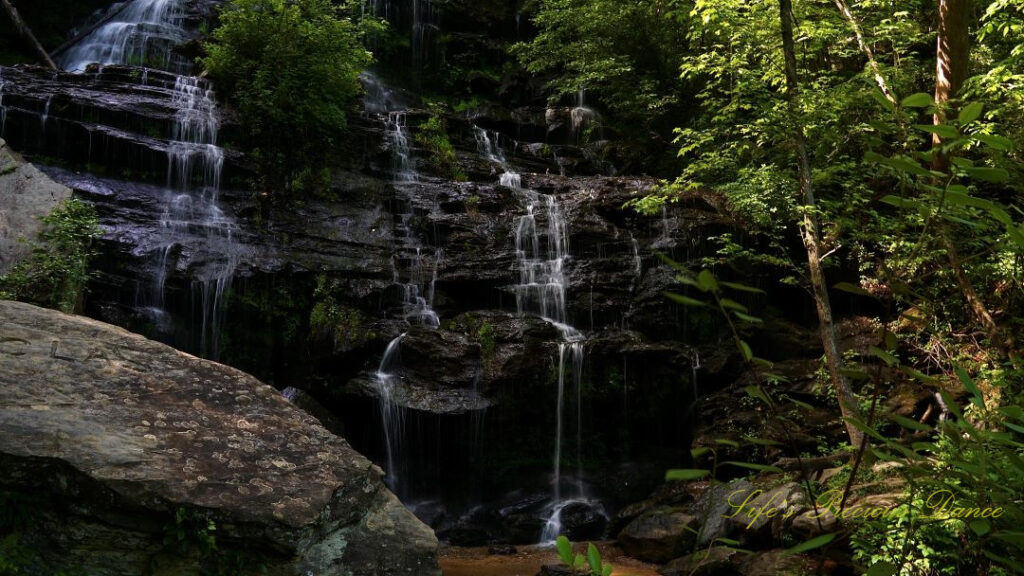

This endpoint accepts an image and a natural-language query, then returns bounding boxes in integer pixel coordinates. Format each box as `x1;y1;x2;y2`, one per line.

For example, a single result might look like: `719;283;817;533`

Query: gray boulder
0;300;439;575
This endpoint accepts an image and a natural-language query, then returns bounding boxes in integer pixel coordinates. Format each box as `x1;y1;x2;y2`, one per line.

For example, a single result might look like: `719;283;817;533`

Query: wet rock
617;507;699;563
538;566;575;576
0;138;71;272
660;547;742;576
488;544;518;555
280;386;345;436
0;300;440;575
558;500;609;541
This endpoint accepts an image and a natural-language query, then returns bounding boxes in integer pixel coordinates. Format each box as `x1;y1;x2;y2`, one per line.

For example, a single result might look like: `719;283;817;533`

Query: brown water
439;543;661;576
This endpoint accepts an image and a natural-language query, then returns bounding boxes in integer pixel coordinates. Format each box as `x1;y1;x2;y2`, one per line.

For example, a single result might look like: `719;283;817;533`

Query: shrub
414;109;467;182
0;198;101;313
201;0;375;196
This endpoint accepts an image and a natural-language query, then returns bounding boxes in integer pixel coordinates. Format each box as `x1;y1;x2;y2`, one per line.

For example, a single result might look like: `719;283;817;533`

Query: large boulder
0;138;72;272
616;507;699;563
0;300;440;575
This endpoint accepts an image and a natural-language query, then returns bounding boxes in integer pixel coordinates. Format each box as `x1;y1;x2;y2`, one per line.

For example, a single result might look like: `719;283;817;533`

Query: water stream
59;0;193;73
59;0;238;360
475;123;592;542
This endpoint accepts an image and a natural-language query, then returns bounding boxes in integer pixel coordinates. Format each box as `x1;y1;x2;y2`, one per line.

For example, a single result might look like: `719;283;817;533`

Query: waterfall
632;235;642;278
60;0;238;360
476;124;590;542
40;96;52;136
361;72;417;182
391;248;442;328
59;0;192;73
375;333;408;494
387;112;416;182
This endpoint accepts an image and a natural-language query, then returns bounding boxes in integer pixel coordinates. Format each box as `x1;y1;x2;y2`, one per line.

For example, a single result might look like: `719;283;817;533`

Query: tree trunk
0;0;57;69
931;0;970;171
777;0;865;448
831;0;898;106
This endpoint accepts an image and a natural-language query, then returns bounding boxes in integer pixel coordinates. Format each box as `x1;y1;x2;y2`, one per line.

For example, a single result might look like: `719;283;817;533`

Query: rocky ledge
0;299;439;575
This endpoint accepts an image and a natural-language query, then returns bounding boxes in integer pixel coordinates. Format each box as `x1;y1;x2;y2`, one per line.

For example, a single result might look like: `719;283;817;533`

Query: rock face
0;299;439;575
0;137;71;272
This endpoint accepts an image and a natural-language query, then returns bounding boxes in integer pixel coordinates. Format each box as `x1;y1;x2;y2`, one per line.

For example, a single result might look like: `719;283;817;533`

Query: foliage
477;321;496;360
310;275;371;348
0;198;100;313
555;536;613;576
201;0;375;195
512;0;692;170
414;109;466;181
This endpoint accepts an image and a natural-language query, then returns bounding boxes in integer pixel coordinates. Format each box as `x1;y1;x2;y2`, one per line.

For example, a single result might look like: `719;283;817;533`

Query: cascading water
376;333;408;494
387;112;416;182
60;0;238;360
391;248;442;328
475;123;593;542
59;0;193;73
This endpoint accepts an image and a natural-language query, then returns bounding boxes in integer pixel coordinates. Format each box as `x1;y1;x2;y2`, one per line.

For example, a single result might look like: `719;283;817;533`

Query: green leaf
724;461;784;474
869;346;898;366
665;292;707;307
955;365;985;408
840;368;871;381
972;133;1013;151
665;469;711;481
574;553;587;569
602;566;613;576
915;124;960;139
833;281;873;297
844;416;887;441
715;438;741;447
733;311;763;324
556;536;573;566
744;436;783;446
885;157;932;177
745;385;772;406
587;543;602;573
901;92;934;108
969;518;991;536
739;340;753;361
720;298;748;312
691;447;711;458
867;561;899;576
697;269;718;293
784;532;836;555
958;102;984;124
869;89;895;112
888;414;932;431
720;280;766;294
880;195;919;210
964;167;1009;182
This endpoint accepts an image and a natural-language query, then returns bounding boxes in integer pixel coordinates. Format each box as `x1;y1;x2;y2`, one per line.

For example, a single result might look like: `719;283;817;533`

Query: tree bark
931;0;970;171
777;0;865;449
0;0;57;69
831;0;898;106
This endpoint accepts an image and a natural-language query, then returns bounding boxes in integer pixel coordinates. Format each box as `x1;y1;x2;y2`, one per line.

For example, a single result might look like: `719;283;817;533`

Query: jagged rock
0;300;440;575
617;507;699;563
0;138;71;272
724;482;809;544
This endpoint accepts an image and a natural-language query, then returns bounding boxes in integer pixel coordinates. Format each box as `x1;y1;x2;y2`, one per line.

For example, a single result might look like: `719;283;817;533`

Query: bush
414;110;467;182
201;0;374;196
0;198;101;313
